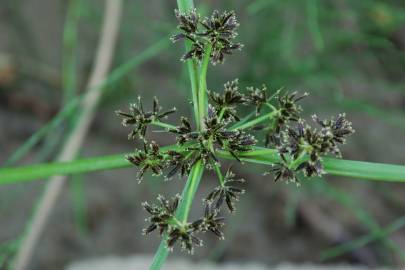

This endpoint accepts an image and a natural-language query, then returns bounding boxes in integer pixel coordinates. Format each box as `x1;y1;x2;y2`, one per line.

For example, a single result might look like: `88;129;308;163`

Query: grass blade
70;174;88;237
320;217;405;261
308;180;405;262
2;146;405;185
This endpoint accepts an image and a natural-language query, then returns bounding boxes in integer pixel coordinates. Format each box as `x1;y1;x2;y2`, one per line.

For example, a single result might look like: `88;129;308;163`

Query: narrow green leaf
2;146;405;185
308;180;405;261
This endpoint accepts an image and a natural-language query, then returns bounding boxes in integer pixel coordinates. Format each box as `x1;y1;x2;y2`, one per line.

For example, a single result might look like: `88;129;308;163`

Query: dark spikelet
116;96;176;140
204;167;245;213
172;9;242;64
126;141;166;182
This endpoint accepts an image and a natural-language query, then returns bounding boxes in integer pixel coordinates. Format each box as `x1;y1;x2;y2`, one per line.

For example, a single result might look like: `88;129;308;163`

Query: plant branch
230;110;279;130
150;1;203;270
151;120;177;130
198;43;212;129
2;147;405;184
218;147;405;182
213;162;225;186
176;0;200;130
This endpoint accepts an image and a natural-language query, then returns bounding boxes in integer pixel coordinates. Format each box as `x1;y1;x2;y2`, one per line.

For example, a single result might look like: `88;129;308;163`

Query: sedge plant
112;4;395;270
1;1;405;270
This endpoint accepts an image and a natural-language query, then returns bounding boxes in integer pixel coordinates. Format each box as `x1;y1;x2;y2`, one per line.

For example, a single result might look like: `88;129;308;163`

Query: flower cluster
117;82;354;250
116;96;176;139
205;167;245;213
126;141;193;182
126;141;166;181
169;105;256;166
208;79;245;121
245;85;269;116
266;114;355;184
172;9;243;64
142;194;224;253
116;8;355;255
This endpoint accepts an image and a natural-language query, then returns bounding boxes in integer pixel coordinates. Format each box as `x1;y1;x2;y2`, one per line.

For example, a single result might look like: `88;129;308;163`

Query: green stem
213;162;225;186
230;111;255;130
218;107;226;121
191;60;200;130
151;121;177;130
151;2;203;270
231;110;279;130
218;147;405;182
3;146;405;184
198;43;212;129
176;160;204;221
176;0;200;130
288;151;308;170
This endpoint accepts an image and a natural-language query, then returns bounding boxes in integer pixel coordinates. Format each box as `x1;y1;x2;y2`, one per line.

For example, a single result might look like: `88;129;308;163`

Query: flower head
191;203;225;240
205;167;245;212
275;91;308;132
167;225;203;254
312;113;355;156
142;194;180;235
208;79;246;121
265;162;300;184
172;9;242;64
245;85;268;116
126;141;166;181
201;10;243;64
116;96;176;139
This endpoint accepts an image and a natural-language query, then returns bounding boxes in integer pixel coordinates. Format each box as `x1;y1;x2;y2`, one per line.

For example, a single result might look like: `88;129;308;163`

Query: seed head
205;167;245;212
116;96;176;140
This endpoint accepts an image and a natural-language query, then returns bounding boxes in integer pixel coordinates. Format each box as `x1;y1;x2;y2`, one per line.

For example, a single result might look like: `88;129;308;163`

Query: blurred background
1;0;405;269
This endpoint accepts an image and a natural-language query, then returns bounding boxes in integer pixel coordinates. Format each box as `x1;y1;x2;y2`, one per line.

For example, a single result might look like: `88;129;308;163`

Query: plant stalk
2;147;405;184
176;0;200;130
198;43;212;129
231;110;279;130
149;1;204;270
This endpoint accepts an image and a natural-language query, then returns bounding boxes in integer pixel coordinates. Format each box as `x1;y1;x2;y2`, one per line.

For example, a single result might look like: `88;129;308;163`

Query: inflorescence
116;9;355;254
171;9;243;64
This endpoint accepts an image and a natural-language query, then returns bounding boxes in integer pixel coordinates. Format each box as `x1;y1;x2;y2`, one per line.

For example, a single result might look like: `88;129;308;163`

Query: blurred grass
242;0;405;129
62;0;81;104
306;180;405;263
70;173;88;237
0;238;20;269
320;216;405;261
